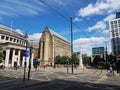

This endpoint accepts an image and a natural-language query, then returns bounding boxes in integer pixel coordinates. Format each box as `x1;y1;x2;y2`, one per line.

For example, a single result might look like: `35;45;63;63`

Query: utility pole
23;32;28;82
104;42;108;64
28;40;34;80
70;17;73;74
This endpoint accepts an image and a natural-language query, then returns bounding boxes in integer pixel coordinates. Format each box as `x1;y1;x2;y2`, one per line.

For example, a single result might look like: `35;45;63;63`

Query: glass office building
116;12;120;19
92;47;104;55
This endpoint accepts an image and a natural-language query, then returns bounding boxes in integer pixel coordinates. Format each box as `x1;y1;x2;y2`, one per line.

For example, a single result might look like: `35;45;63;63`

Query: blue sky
0;0;120;55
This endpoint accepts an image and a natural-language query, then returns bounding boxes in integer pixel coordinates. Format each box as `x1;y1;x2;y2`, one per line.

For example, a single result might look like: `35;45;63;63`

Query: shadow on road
0;75;120;90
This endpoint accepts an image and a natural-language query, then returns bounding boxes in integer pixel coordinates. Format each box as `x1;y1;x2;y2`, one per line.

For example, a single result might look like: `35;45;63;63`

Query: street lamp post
23;32;28;82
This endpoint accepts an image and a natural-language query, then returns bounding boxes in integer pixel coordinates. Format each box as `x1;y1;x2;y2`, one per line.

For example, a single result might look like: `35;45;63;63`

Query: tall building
92;47;104;55
109;12;120;55
116;12;120;19
39;27;71;66
92;47;104;61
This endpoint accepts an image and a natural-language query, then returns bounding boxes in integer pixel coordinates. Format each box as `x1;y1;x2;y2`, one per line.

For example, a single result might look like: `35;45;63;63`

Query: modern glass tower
92;47;105;60
109;12;120;55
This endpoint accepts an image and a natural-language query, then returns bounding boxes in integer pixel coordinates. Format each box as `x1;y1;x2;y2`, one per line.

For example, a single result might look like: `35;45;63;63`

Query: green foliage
83;56;91;66
54;54;79;65
0;46;4;63
70;53;79;64
54;55;62;64
54;55;69;64
93;55;104;65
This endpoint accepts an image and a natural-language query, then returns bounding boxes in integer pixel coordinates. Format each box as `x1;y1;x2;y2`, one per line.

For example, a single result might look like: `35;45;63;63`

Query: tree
83;56;91;66
61;56;67;64
0;46;4;63
54;55;62;64
69;53;79;65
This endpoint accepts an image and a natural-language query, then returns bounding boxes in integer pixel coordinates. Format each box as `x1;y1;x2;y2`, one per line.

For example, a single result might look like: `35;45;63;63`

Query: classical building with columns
39;27;71;66
0;24;34;68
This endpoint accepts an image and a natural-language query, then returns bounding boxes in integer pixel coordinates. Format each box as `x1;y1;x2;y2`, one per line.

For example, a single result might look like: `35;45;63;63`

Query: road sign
24;50;29;57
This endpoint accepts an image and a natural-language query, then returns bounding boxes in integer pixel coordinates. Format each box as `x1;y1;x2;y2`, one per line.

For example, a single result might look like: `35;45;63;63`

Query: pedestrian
108;65;113;76
14;62;17;70
14;56;18;71
43;65;46;69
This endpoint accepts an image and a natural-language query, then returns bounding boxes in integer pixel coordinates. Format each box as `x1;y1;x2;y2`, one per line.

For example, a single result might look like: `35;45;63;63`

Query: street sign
24;50;29;57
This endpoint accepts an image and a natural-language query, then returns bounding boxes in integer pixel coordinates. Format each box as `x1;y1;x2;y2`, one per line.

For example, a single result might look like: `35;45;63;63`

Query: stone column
17;50;21;66
12;49;15;67
31;52;34;68
5;48;10;67
40;41;43;60
26;57;29;67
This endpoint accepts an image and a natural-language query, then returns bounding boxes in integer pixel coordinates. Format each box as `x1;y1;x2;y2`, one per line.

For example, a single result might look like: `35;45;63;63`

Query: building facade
39;27;71;66
32;43;39;59
0;24;34;68
92;47;104;55
92;47;105;61
109;13;120;55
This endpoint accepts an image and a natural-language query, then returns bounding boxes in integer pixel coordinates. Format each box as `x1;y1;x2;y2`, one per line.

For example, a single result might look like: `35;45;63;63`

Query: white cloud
15;28;42;43
0;0;44;17
104;14;115;22
28;33;42;43
15;29;24;35
73;37;107;55
0;0;73;17
73;17;82;22
74;37;107;46
102;30;110;34
78;0;120;17
87;13;115;33
88;21;106;32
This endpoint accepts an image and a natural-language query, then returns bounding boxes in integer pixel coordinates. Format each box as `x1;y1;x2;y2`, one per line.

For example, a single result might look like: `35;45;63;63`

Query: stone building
32;43;39;59
0;24;34;68
39;27;71;66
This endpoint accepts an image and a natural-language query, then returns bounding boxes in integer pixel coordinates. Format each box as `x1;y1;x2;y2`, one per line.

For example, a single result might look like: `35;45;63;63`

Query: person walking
109;65;113;76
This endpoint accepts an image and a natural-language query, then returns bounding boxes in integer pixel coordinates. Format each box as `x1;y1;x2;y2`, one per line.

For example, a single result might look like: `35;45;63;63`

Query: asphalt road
0;76;120;90
0;67;120;90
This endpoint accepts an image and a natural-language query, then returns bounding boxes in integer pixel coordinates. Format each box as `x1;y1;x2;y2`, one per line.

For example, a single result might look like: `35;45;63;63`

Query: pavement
0;66;120;90
0;66;119;81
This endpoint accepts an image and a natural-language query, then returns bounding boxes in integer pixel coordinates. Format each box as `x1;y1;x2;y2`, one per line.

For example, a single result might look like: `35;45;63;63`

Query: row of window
111;23;120;29
111;20;120;24
0;35;26;45
111;28;120;37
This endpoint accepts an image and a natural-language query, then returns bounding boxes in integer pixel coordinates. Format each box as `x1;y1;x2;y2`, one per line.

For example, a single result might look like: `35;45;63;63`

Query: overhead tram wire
39;0;111;47
39;0;69;22
39;0;95;45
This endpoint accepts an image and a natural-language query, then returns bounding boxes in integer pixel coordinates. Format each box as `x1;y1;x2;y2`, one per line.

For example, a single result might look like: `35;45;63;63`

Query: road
0;67;120;90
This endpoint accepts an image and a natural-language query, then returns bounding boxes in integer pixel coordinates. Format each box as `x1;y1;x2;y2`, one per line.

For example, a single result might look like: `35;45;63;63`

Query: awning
116;54;120;58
